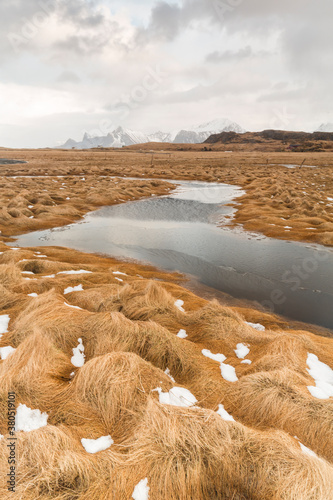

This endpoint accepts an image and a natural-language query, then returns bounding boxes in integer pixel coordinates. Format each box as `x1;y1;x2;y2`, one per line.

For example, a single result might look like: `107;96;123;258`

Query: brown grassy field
0;242;333;498
0;149;333;498
1;148;333;245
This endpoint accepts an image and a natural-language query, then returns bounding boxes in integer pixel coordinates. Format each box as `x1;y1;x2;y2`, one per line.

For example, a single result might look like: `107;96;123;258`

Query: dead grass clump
118;281;181;321
66;352;173;439
83;311;222;405
10;290;91;350
0;263;22;287
0;424;106;500
224;368;333;462
0;284;27;312
124;399;333;500
0;332;71;433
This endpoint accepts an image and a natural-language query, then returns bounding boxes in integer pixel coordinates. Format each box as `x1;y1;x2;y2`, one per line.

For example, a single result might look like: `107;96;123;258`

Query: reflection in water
13;181;333;329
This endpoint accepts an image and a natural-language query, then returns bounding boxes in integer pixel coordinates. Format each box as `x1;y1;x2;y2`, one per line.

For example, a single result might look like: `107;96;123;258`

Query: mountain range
56;119;246;149
316;123;333;133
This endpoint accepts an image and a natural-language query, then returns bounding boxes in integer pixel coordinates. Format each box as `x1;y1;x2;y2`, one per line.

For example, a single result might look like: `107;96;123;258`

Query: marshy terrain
0;149;332;499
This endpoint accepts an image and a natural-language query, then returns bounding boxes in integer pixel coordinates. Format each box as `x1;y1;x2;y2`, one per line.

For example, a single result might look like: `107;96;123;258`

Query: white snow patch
21;271;34;275
234;343;250;359
294;436;319;458
246;321;266;331
176;329;187;338
81;435;113;453
241;359;252;365
0;314;10;336
132;478;150;500
28;293;38;297
113;271;127;276
10;248;20;251
71;338;85;367
155;387;197;407
15;404;48;432
58;270;92;275
217;404;235;422
202;349;238;381
202;349;226;363
0;346;16;360
306;353;333;399
174;299;185;312
44;274;55;278
64;302;83;310
64;284;83;294
164;368;175;383
220;363;238;382
115;277;123;282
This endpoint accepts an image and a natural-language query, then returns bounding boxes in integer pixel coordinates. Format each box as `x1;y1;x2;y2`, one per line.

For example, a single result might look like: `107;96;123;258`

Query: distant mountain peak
56;119;245;149
316;123;333;133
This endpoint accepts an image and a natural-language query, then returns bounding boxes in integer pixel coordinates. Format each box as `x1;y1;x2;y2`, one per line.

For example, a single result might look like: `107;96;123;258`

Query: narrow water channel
13;181;333;329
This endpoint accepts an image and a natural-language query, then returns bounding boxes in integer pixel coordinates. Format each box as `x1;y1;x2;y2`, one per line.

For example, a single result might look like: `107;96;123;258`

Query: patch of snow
115;277;123;282
202;349;237;381
0;346;16;360
64;284;83;294
164;368;175;383
234;343;250;359
132;478;150;500
246;321;266;331
241;359;252;365
113;271;127;276
81;435;113;453
21;271;34;275
15;404;48;432
28;293;38;297
202;349;226;363
64;302;83;310
36;255;47;258
0;314;10;336
58;270;92;276
43;274;55;278
220;363;238;382
155;387;197;407
294;436;319;458
71;338;85;367
10;248;20;251
217;404;235;422
174;299;185;312
306;353;333;399
177;329;187;338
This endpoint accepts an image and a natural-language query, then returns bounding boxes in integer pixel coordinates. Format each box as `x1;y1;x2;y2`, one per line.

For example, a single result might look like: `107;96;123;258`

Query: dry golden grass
0;242;333;498
1;148;333;245
0;173;174;236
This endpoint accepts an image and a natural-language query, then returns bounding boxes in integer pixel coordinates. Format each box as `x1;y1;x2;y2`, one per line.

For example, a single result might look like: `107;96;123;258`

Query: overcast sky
0;0;332;147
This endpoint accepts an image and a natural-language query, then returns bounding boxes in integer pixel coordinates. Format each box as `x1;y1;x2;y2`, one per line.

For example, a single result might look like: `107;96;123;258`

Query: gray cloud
0;0;332;147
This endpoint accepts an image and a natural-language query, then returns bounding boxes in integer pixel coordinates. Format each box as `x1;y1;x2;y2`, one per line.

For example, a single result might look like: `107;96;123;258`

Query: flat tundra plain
0;149;333;499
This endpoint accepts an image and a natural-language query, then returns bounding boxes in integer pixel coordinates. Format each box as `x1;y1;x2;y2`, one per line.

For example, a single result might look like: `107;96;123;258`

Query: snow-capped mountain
316;123;333;133
57;119;245;149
